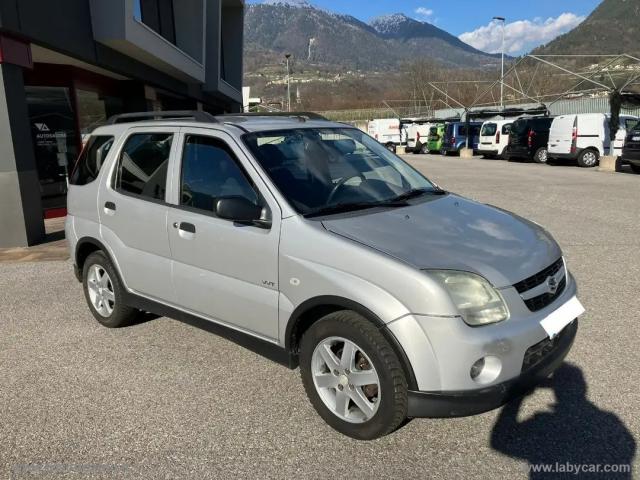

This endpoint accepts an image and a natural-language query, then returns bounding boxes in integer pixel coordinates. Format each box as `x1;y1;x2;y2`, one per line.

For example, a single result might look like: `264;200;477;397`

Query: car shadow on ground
490;363;636;479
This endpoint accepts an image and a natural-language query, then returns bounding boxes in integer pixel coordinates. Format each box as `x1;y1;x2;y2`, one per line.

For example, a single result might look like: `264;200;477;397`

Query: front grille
524;277;566;312
521;321;572;373
513;258;563;293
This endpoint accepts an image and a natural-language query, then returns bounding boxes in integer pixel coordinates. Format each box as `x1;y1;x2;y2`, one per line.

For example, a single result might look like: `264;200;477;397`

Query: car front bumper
406;319;577;417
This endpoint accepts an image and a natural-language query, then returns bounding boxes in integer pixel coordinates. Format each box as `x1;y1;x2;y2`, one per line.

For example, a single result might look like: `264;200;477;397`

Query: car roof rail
219;111;328;122
105;110;218;125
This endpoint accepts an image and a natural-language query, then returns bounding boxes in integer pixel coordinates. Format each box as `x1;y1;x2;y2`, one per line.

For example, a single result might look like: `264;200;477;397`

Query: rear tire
385;143;396;153
419;144;429;154
300;311;408;440
577;149;599;168
82;251;138;328
533;147;548;164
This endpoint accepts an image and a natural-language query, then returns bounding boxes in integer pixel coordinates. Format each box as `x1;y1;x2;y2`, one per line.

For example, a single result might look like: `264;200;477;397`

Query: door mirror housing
215;196;271;228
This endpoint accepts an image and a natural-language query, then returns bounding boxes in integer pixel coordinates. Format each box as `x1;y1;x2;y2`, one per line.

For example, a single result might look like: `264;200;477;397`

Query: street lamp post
285;53;292;112
493;16;506;110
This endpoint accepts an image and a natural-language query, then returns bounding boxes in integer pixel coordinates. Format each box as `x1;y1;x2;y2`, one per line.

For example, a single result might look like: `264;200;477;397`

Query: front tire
630;163;640;174
82;251;137;328
300;311;408;440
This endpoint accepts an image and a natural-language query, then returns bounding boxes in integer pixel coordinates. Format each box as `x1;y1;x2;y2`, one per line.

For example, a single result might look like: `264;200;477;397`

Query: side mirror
215;196;271;228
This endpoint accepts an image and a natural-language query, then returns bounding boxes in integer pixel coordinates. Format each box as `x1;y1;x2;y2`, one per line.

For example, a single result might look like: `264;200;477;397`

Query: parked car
66;111;583;440
478;120;512;159
548;113;639;168
440;121;482;156
406;122;433;154
622;123;640;174
368;118;400;152
427;123;445;153
504;116;554;163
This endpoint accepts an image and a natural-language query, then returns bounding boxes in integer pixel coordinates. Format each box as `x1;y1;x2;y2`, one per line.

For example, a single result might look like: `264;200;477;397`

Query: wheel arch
75;237;123;284
285;295;418;390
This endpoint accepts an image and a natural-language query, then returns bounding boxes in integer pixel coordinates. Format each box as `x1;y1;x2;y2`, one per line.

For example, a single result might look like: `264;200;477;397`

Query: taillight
417;131;421;141
571;125;577;153
496;131;500;144
527;129;536;148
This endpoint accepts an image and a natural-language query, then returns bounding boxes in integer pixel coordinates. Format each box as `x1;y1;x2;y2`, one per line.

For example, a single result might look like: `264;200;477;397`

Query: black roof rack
106;110;218;125
219;111;328;121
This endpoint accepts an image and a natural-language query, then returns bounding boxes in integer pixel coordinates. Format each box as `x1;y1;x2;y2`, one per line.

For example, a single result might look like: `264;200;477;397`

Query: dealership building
0;0;243;247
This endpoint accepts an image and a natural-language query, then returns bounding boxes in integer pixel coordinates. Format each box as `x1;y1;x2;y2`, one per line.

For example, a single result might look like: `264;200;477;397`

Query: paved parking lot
0;155;638;479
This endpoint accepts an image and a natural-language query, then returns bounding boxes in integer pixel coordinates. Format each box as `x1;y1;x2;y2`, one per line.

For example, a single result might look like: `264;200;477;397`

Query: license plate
633;136;640;141
540;296;585;338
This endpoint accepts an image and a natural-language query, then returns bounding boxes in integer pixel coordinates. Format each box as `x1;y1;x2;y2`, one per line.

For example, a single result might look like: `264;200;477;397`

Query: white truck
367;118;401;152
547;113;639;167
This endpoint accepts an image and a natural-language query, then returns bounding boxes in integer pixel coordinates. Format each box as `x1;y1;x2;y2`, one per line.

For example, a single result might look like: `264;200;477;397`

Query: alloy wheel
583;151;597;166
87;264;115;317
311;337;381;423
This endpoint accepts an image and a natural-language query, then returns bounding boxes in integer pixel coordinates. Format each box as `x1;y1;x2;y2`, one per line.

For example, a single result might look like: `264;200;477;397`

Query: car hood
322;194;561;288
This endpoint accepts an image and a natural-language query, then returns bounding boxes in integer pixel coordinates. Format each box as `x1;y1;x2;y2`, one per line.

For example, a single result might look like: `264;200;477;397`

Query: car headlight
429;271;509;326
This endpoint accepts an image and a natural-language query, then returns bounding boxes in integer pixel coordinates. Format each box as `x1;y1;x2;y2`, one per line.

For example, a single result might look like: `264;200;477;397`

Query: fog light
469;356;502;385
470;358;485;380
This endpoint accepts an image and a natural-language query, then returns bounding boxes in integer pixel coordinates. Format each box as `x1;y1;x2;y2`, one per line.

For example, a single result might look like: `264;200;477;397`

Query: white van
547;114;639;167
406;122;433;154
368;118;401;152
478;120;512;159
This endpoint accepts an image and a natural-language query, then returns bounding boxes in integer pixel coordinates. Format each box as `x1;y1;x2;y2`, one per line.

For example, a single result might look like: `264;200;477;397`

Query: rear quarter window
69;136;114;186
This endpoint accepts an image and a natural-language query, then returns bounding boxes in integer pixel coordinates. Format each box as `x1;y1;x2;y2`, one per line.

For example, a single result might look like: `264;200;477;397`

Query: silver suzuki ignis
66;111;584;440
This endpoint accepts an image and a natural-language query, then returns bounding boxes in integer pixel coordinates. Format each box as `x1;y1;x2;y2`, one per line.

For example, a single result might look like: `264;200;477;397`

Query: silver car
66;111;584;440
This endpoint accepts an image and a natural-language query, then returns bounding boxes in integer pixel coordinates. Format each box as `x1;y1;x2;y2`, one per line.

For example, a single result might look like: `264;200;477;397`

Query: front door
167;128;281;341
98;127;178;302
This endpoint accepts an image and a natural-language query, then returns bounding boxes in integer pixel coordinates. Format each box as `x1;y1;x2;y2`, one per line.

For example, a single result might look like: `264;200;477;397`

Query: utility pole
493;16;506;110
285;53;292;112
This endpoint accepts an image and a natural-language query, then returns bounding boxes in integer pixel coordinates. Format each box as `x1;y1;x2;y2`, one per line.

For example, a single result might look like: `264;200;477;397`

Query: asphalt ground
0;154;638;479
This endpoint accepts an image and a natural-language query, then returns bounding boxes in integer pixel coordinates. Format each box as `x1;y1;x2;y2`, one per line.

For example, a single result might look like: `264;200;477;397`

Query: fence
318;97;640;123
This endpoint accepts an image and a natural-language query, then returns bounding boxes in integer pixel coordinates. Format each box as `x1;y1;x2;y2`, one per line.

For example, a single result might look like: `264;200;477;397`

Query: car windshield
481;123;497;136
243;127;441;216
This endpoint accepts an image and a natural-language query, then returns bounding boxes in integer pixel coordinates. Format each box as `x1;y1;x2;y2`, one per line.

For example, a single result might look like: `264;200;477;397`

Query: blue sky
252;0;603;54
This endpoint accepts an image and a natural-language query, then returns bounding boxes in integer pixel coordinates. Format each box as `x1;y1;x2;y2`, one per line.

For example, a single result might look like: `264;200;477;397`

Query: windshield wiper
389;187;447;203
304;199;409;218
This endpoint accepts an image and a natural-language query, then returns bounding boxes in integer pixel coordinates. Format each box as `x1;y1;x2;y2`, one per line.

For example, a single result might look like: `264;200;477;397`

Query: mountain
244;3;500;71
533;0;639;56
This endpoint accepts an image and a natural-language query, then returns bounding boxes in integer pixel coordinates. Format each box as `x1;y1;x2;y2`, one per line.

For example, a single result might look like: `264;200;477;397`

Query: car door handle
174;222;196;234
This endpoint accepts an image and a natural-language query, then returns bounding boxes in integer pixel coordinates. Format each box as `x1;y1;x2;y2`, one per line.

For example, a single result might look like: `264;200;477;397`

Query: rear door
548;115;574;155
166;128;281;340
98;127;178;302
480;122;497;147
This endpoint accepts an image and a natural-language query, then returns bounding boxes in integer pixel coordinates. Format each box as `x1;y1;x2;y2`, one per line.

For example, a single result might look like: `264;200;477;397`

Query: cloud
459;13;585;55
415;7;434;19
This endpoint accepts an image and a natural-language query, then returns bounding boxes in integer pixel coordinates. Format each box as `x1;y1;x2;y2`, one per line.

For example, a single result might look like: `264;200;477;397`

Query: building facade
0;0;244;247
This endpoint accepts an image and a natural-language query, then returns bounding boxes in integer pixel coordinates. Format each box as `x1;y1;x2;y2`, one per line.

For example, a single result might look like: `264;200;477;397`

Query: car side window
70;136;114;186
180;135;259;213
114;133;173;201
502;124;512;135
